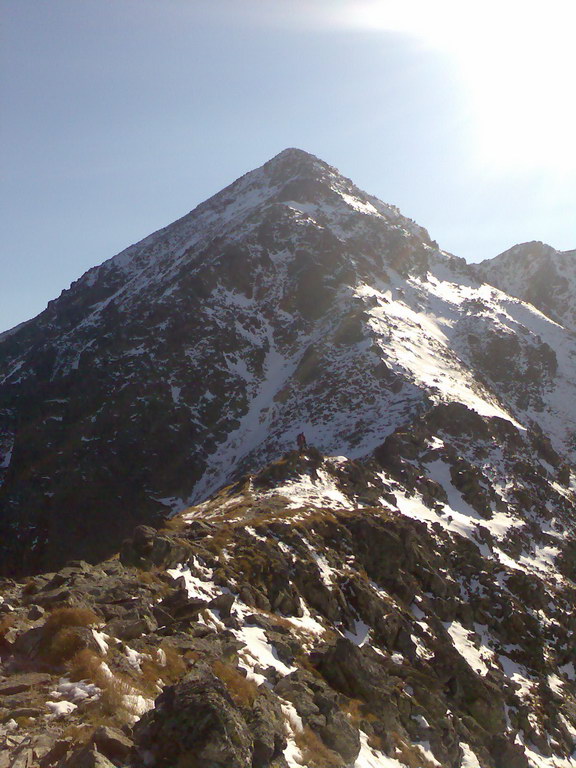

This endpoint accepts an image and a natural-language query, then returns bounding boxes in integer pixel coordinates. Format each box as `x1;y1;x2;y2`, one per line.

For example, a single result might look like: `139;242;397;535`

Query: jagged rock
11;627;46;659
38;737;72;767
0;730;64;768
119;527;191;570
26;605;45;621
293;567;340;622
490;735;529;768
154;586;207;624
245;688;287;768
209;592;235;618
104;614;157;640
90;725;133;761
275;669;360;764
62;745;116;768
30;588;73;607
0;673;52;695
133;666;253;768
319;710;361;764
5;707;45;719
311;638;397;720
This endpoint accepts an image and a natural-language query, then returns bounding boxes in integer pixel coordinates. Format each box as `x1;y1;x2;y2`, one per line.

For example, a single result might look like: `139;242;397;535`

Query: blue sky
1;0;574;333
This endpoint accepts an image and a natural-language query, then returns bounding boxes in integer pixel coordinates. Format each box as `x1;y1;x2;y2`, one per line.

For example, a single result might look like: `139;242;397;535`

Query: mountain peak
477;240;576;329
498;240;556;260
261;146;338;183
269;147;320;162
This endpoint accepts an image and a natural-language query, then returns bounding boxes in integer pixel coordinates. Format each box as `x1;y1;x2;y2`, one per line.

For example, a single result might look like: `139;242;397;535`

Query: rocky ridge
2;150;576;574
2;396;576;767
2;148;576;766
478;242;576;332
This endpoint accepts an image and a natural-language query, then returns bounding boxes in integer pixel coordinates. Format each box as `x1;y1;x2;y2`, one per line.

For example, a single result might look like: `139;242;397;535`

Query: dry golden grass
15;716;35;728
162;645;188;678
41;607;102;664
68;648;104;682
139;644;188;694
342;698;365;727
137;569;162;585
0;614;15;644
44;627;91;664
22;579;37;596
45;606;101;633
68;648;145;726
97;675;137;719
342;697;380;729
211;660;259;707
136;569;173;596
62;722;94;746
390;733;440;768
294;726;343;768
160;515;189;532
367;732;388;752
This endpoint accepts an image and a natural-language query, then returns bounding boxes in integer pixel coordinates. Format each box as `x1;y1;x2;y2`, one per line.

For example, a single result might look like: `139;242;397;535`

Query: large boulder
133;665;253;768
275;669;360;765
245;688;287;768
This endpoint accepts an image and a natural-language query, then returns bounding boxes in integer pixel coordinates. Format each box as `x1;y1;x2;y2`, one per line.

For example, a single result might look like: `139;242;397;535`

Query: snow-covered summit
0;150;575;575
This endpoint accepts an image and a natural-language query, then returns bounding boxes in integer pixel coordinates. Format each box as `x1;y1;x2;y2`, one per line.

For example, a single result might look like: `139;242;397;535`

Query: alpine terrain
1;149;576;768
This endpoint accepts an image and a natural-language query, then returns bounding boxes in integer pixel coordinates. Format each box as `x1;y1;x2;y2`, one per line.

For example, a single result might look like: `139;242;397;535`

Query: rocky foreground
3;404;576;767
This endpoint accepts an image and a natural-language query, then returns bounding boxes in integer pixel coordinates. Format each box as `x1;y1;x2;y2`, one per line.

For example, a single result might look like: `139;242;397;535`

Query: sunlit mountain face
1;148;575;578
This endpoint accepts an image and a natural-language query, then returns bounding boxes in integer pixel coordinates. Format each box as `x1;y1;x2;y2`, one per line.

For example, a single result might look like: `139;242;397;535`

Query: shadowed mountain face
0;149;575;574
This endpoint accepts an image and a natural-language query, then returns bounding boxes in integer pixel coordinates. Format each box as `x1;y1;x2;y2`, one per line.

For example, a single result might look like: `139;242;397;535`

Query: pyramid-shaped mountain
1;149;575;574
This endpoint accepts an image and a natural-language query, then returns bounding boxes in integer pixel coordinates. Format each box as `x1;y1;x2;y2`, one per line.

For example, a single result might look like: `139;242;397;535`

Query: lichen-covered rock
245;689;287;768
133;666;253;768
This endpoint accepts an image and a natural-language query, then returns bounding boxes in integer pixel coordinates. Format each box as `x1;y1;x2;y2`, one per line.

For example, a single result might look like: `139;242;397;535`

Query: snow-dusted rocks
478;241;576;332
0;158;569;574
1;149;575;575
2;148;576;764
1;436;576;766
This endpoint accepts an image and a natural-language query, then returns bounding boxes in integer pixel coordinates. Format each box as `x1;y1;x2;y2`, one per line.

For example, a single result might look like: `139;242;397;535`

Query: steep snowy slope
1;149;575;574
477;242;576;331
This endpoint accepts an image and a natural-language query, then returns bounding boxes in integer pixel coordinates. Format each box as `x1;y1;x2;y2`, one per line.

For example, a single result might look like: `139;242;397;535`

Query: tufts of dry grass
342;698;365;727
390;732;440;768
294;726;343;768
160;516;189;533
45;606;101;633
44;628;90;665
22;579;37;596
0;614;15;645
139;644;188;694
211;660;259;707
68;648;104;682
67;648;146;726
41;607;102;665
97;675;137;720
367;732;387;751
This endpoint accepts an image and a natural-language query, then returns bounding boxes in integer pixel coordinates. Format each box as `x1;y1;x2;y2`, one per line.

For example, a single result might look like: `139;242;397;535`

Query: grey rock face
133;666;253;768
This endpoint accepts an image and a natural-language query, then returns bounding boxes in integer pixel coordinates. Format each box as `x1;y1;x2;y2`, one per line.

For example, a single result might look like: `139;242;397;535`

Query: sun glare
337;0;576;174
